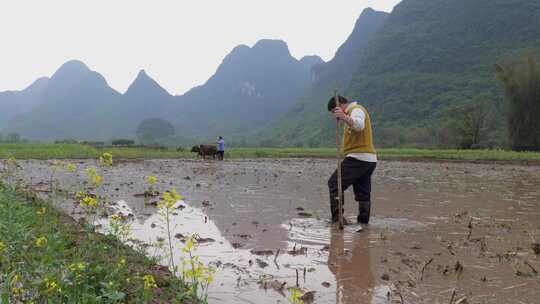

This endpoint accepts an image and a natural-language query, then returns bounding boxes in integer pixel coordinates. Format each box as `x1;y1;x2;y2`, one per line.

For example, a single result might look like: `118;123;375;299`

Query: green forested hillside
255;8;389;147
265;0;540;148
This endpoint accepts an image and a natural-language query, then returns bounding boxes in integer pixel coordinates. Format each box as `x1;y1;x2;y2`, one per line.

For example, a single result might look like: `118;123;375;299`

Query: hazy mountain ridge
1;41;321;142
4;60;124;140
163;39;322;139
4;1;537;147
0;77;49;129
117;69;175;135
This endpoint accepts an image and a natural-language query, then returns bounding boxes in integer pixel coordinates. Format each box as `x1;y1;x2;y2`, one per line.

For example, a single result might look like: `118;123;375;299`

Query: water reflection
328;228;375;304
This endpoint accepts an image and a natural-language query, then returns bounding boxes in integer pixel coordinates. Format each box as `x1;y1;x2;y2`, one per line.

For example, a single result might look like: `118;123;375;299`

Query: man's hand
332;107;348;121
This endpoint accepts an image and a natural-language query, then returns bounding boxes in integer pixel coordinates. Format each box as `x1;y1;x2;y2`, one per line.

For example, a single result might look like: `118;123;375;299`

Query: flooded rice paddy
15;159;540;303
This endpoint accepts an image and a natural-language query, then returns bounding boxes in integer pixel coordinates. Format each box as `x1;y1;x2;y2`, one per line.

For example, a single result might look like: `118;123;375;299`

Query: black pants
217;151;224;160
328;157;376;221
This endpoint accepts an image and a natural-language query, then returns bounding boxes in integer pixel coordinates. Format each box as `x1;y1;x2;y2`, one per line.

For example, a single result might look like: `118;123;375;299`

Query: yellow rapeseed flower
69;262;86;272
81;196;98;208
66;163;77;173
99;152;113;166
84;167;103;187
10;274;23;296
207;272;215;285
288;288;304;304
11;274;22;283
75;191;86;200
181;236;196;254
6;157;17;167
37;207;47;216
11;287;22;296
45;279;61;294
85;167;97;177
92;175;102;187
158;188;183;210
143;274;157;290
146;176;157;185
35;236;47;248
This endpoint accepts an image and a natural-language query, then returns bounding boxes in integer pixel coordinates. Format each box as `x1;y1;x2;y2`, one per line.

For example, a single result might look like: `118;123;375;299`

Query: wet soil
12;159;540;304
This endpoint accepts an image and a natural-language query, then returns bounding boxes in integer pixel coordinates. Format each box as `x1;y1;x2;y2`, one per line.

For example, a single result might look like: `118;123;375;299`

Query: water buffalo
191;145;218;159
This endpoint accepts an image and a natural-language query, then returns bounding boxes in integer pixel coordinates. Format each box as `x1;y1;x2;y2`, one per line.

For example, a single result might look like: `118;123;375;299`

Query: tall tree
136;118;175;144
495;54;540;151
445;102;489;149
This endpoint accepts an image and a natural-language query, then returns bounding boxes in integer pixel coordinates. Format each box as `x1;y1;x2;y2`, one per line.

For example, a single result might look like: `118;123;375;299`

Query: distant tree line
0;133;23;143
496;53;540;151
136;118;175;145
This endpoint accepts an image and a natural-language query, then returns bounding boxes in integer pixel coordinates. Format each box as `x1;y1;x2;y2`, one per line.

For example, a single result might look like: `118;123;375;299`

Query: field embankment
1;143;540;163
0;184;192;303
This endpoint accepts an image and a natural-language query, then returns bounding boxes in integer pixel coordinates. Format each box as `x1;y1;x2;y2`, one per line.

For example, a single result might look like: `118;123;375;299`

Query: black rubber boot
330;202;348;225
330;197;339;222
357;201;371;224
331;206;345;223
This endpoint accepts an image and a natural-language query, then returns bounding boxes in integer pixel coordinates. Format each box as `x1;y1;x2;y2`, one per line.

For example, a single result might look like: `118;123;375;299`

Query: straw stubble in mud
16;159;540;304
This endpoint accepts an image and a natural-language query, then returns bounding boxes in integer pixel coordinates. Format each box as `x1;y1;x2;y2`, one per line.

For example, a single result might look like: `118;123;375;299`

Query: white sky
0;0;400;95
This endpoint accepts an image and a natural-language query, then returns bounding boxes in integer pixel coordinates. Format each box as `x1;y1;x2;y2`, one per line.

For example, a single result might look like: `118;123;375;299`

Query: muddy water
14;159;540;304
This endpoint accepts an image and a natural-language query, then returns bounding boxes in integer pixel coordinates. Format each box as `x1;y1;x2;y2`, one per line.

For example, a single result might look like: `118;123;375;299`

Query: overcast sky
0;0;400;95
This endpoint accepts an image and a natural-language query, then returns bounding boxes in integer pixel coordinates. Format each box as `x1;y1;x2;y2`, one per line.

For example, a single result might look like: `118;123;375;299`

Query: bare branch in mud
502;283;528;290
447;243;456;256
273;248;280;264
524;260;538;274
449;289;456;304
454;261;464;279
420;258;434;280
467;218;473;240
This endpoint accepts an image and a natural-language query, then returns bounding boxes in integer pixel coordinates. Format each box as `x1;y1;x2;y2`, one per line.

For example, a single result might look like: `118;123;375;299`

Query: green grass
377;148;540;162
0;143;189;159
1;143;540;162
0;184;193;303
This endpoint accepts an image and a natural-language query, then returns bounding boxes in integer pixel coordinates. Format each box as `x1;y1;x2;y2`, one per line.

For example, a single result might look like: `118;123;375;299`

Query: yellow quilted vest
343;103;376;155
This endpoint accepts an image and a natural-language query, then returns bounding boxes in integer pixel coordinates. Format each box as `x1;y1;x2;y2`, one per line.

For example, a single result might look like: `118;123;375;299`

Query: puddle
12;159;540;303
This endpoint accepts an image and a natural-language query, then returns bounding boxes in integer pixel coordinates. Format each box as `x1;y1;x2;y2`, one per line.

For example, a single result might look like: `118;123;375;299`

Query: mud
11;159;540;304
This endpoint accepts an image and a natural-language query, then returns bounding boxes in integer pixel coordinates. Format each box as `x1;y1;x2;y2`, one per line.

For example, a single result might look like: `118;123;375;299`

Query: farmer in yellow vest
327;95;377;225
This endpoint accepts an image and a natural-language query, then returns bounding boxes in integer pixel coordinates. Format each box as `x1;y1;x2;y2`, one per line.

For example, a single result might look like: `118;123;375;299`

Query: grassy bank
1;143;540;162
0;184;192;303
